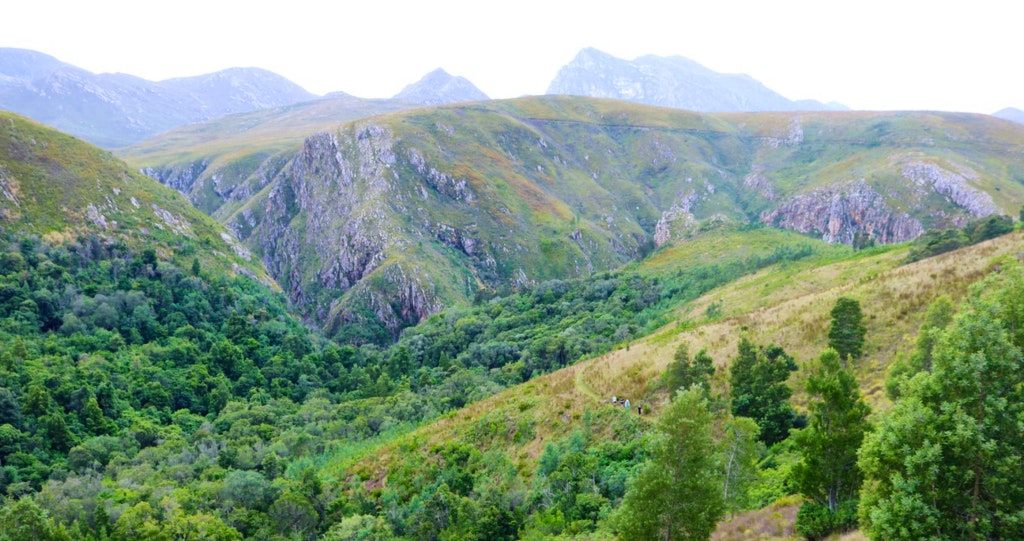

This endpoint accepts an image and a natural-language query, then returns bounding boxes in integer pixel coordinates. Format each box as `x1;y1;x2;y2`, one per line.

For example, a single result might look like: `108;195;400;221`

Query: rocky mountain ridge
0;48;317;148
164;97;1024;342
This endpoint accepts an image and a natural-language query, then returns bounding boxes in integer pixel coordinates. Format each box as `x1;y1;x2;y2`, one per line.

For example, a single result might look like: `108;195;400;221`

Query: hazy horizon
4;0;1021;114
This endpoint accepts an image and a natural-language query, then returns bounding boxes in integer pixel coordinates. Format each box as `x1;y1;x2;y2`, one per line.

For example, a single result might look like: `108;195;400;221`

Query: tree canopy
859;264;1024;540
827;297;866;362
729;337;798;446
615;387;724;541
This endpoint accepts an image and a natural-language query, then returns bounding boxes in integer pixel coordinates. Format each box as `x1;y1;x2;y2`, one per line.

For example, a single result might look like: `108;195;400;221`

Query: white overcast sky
4;0;1020;113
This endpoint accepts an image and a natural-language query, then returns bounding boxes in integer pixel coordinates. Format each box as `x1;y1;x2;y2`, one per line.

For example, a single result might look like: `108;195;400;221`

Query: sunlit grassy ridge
118;95;418;216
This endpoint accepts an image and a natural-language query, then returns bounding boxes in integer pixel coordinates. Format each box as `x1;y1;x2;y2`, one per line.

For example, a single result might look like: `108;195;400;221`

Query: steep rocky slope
0;48;316;148
177;97;1024;341
548;48;843;112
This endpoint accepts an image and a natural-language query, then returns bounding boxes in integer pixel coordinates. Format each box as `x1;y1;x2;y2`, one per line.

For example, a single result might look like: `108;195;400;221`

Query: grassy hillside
0;111;267;281
4;103;1023;538
320;229;1024;539
117;94;416;217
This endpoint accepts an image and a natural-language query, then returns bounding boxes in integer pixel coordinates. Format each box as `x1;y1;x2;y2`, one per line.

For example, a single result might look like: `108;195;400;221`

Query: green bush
794;501;858;540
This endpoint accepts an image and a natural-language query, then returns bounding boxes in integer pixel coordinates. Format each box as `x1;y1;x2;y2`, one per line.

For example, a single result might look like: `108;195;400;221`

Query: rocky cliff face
140;99;1024;342
761;180;925;244
246;123;472;338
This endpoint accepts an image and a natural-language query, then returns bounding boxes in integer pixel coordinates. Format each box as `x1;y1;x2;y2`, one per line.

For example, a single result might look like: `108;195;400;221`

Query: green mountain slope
118;93;413;218
127;96;1024;342
0;111;267;281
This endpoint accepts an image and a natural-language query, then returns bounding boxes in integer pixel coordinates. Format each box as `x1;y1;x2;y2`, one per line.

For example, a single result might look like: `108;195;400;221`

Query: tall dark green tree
791;349;870;538
663;343;715;398
859;267;1024;540
615;387;724;541
884;295;954;399
730;337;798;446
827;297;866;363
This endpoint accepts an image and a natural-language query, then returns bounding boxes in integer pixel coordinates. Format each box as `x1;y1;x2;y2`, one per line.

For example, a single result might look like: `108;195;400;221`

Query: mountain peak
0;48;317;148
548;48;837;112
392;68;488;106
994;107;1024;125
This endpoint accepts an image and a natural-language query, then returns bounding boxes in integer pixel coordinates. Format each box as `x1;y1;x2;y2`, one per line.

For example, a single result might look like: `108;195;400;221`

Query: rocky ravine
145;101;1024;341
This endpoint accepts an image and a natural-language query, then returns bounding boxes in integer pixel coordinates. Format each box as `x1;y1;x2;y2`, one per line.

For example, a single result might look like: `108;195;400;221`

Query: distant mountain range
0;48;317;148
548;48;846;112
0;48;494;149
3;45;1021;154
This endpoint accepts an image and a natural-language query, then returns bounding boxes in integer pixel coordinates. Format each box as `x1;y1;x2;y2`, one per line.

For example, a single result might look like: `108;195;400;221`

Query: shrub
794;500;857;540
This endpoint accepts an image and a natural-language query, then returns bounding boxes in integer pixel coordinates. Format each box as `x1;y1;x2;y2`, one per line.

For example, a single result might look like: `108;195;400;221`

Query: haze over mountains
0;48;317;148
547;48;847;112
4;46;1022;152
2;45;971;152
0;49;494;148
393;68;490;105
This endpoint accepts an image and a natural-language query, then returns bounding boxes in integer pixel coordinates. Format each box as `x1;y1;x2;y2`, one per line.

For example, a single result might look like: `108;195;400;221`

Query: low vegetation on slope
117;95;416;217
0;182;1020;539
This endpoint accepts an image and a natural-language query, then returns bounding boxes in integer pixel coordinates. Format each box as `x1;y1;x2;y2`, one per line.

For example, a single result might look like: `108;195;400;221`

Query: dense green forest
0;223;834;539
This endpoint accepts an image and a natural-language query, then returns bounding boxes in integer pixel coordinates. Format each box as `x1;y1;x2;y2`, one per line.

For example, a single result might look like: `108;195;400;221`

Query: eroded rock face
761;180;925;244
188;105;1023;341
250;122;504;338
141;162;208;196
901;162;997;218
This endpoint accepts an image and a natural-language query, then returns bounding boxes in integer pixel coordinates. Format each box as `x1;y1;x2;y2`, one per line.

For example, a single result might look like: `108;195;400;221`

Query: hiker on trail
612;395;617;404
624;399;630;409
637;404;642;415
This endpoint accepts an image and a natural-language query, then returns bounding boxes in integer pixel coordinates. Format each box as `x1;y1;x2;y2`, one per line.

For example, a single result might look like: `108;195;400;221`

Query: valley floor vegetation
1;223;1022;540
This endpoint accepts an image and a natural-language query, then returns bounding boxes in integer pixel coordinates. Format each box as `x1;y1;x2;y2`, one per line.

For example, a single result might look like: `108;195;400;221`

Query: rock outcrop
136;99;1024;342
761;180;924;244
